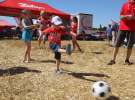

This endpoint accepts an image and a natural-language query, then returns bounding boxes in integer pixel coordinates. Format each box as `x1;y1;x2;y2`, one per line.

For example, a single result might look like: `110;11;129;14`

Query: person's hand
126;15;135;20
30;24;40;29
121;15;135;20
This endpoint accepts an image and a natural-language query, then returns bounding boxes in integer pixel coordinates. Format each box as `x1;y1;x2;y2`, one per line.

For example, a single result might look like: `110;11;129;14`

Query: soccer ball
91;81;111;100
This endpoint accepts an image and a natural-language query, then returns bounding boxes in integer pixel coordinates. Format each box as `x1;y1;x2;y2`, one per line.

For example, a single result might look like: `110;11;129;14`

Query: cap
51;16;62;25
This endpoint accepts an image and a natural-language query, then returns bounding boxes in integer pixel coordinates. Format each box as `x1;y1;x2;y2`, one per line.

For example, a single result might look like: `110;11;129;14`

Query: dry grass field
0;39;135;100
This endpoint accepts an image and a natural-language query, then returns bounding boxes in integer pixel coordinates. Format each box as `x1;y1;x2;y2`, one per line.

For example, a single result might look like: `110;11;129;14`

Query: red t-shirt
119;2;135;31
71;22;77;33
43;26;65;45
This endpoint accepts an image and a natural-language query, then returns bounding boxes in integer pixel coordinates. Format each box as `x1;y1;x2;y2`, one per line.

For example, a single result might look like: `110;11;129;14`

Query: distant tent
0;19;14;27
0;0;70;19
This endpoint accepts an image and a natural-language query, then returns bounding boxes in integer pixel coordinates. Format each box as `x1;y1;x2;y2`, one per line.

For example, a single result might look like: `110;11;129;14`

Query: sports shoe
55;69;63;75
107;60;115;65
66;44;72;55
124;60;133;65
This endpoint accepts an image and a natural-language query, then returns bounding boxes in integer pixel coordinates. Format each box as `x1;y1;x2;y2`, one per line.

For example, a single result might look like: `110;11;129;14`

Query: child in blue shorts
39;16;72;74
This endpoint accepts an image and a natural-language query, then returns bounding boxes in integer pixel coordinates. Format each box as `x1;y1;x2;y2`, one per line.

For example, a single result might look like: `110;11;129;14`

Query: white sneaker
55;69;63;75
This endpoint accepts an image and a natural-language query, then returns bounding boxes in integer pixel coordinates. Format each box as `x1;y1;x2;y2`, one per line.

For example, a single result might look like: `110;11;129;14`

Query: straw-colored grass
0;39;135;100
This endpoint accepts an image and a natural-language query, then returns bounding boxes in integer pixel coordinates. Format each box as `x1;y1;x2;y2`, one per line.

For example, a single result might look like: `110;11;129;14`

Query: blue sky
0;0;126;27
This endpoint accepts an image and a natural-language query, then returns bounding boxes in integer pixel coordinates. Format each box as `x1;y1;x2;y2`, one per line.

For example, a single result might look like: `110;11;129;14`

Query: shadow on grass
0;66;41;76
106;95;120;100
40;59;74;64
63;70;110;82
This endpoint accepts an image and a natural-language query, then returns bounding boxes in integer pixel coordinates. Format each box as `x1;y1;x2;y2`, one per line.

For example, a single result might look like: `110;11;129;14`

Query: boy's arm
38;27;52;42
42;27;52;35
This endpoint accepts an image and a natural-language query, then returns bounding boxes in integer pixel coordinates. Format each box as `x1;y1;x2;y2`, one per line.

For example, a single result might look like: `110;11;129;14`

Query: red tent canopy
0;0;70;19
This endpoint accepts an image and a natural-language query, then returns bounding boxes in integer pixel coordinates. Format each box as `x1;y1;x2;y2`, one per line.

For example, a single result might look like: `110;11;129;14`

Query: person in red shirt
70;16;82;52
108;0;135;65
39;16;72;74
37;10;51;48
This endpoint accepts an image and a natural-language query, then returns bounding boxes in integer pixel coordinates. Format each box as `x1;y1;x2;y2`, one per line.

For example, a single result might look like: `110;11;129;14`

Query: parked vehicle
0;30;4;38
77;33;103;41
91;31;107;39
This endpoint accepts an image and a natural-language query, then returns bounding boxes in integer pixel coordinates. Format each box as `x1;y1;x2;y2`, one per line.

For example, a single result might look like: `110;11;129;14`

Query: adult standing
108;0;135;65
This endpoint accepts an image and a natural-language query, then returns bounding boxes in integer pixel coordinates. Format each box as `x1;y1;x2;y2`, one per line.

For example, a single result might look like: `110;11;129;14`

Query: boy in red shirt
39;16;72;74
108;0;135;65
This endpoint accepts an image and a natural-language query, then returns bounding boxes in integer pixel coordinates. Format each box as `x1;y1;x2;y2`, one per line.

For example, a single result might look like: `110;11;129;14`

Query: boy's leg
54;52;61;72
57;44;72;55
56;59;60;71
58;49;66;53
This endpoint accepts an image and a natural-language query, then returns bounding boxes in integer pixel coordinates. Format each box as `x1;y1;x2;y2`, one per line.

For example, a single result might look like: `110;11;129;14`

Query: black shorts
54;52;61;60
115;30;135;48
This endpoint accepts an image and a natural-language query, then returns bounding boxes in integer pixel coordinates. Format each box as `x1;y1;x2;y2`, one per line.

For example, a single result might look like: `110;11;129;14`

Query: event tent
0;19;15;37
0;0;70;19
0;19;14;27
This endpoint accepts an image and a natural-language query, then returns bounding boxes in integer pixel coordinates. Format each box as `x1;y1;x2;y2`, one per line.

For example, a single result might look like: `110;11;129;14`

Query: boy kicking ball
39;16;72;74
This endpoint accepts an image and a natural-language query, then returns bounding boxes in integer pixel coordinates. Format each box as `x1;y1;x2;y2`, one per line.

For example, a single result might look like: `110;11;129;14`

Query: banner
77;13;93;34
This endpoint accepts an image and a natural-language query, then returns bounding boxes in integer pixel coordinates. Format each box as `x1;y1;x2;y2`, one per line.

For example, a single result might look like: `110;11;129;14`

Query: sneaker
125;60;133;65
107;60;115;65
66;44;72;55
55;69;63;75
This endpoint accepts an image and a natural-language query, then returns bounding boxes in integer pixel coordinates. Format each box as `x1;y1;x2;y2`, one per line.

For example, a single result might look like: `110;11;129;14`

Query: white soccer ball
91;81;111;100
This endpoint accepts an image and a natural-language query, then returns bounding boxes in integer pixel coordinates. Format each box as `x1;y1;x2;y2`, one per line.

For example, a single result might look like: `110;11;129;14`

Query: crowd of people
1;0;135;74
19;9;82;74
